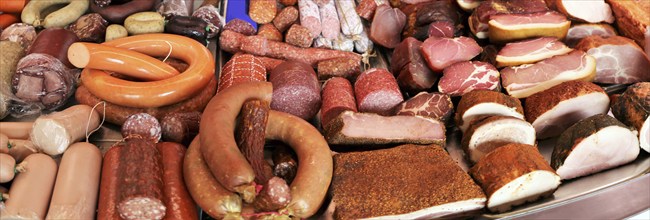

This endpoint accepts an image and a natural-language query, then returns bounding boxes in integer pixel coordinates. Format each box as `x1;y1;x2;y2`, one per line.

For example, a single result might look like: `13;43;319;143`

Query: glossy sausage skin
158;142;198;220
90;0;157;24
1;154;58;219
97;146;122;220
0;122;32;139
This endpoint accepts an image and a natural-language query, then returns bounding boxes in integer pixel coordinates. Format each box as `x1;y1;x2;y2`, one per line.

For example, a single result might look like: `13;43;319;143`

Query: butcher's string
85;101;106;142
162;41;173;63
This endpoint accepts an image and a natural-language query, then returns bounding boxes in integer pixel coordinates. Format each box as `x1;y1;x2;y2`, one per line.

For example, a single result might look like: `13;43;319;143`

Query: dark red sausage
269;61;321;120
320;77;357;126
97;146;122;220
157;142;198;220
90;0;157;24
354;68;404;116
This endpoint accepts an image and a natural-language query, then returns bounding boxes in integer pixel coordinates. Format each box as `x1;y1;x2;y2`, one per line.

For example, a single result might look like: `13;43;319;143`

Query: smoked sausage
158;142;198;220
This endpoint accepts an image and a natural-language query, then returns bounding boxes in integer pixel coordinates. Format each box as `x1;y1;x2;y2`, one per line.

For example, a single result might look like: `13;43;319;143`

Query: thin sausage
335;0;363;36
158;142;198;220
199;82;273;203
318;0;340;40
236;100;273;184
0;153;15;183
184;136;242;219
80;34;215;108
97;146;121;220
267;110;333;218
46;142;102;220
1;154;58;219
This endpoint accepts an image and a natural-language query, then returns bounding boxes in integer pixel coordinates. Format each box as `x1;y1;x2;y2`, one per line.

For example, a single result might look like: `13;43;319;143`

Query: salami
286;24;315;48
335;0;363;36
319;0;340;40
314;36;334;49
121;113;162;141
97;146;121;220
236;100;273;184
333;33;355;52
217;54;266;93
161;111;201;145
273;6;299;32
257;23;283;41
320;77;357;126
354;68;404;115
354;27;373;54
224;19;257;36
270;61;322;120
298;0;322;38
356;0;377;21
317;57;361;80
249;0;277;24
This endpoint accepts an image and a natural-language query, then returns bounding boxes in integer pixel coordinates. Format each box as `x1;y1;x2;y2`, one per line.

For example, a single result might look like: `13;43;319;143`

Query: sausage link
236;100;273;184
158;142;198;220
97;146;121;220
1;154;58;219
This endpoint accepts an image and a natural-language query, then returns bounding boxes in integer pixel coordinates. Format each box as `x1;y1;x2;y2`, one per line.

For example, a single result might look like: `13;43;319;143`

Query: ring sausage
68;42;180;81
199;82;273;203
158;142;198;220
1;154;58;219
266;110;333;218
80;34;215;108
46;142;102;220
184;136;242;219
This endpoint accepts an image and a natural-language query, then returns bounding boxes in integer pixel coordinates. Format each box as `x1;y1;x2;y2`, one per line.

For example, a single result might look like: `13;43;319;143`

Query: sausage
335;0;363;36
165;16;209;44
249;0;277;24
117;138;166;220
124;12;166;35
0;0;27;13
199;82;273;203
90;0;157;24
298;0;322;38
74;77;217;126
257;23;283;42
0;14;19;29
354;27;373;54
354;68;404;116
67;13;108;43
184;136;242;219
21;0;89;28
313;35;334;49
0;133;8;153
332;33;355;52
0;23;37;52
279;0;297;6
356;0;378;21
68;42;180;81
27;27;79;68
1;154;58;219
122;113;163;142
157;0;194;18
320;77;357;126
105;24;128;42
192;5;224;38
161;111;201;145
253;177;291;212
220;29;362;67
270;61;322;120
266;110;333;218
6;139;38;162
273;6;299;33
80;34;215;108
97;146;121;220
0;122;33;139
316;57;361;80
271;143;298;184
157;142;198;220
46;142;102;220
254;55;285;72
236;100;273;184
0;153;15;183
217;54;267;93
318;0;340;40
285;24;315;48
0;41;24;119
224;19;258;36
30;105;101;156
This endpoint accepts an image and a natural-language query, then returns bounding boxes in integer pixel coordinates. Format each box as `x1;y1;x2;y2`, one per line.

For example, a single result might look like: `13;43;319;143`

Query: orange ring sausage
80;34;214;108
68;42;179;81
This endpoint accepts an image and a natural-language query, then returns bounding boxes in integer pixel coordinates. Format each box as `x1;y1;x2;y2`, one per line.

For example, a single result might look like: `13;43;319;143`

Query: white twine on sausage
85;101;106;142
162;40;173;63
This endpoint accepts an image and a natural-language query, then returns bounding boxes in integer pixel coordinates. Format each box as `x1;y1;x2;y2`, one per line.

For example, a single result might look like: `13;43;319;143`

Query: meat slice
501;50;596;98
496;37;573;68
488;11;571;44
331;144;486;219
324;111;446;146
470;143;561;213
369;4;406;49
611;82;649;153
354;68;403;116
552;114;640;180
438;61;500;97
553;0;614;23
462;116;536;164
394;92;454;126
455;90;524;133
468;0;549;39
391;37;437;93
575;35;650;84
402;1;461;40
525;81;609;139
565;23;618;47
420;36;482;72
457;0;483;11
607;0;650;49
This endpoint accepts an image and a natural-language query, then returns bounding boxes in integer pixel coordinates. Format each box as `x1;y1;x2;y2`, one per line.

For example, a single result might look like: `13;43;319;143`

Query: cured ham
394;92;454;126
457;0;483;11
455;90;524;133
391;37;437;93
608;0;650;49
611;82;650;153
420;36;482;72
565;24;618;47
438;61;500;97
488;11;571;44
501;50;596;98
370;4;406;49
552;114;640;180
575;35;650;84
469;0;549;39
525;81;610;139
552;0;614;24
496;37;573;68
462;116;536;164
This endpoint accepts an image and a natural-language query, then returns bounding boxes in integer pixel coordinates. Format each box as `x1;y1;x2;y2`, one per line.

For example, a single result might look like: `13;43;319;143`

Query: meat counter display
0;0;648;219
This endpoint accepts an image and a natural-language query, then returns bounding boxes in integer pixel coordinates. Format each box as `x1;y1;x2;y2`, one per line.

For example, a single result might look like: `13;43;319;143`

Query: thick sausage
27;28;79;68
117;138;166;220
184;136;242;219
161;111;201;145
0;23;37;52
21;0;89;28
273;6;299;33
332;33;354;52
192;5;224;38
224;19;258;36
285;24;315;48
90;0;157;24
255;56;285;72
158;142;198;220
314;35;334;49
267;110;333;218
249;0;277;24
0;122;32;139
0;153;15;183
257;23;283;42
67;13;108;43
335;0;363;36
199;82;273;203
236;100;273;184
217;54;267;93
97;146;121;220
165;16;209;44
122;113;163;142
30;104;101;156
270;61;322;120
46;142;102;220
6;139;38;162
80;34;215;108
298;0;322;38
220;30;362;67
74;77;217;126
1;154;58;219
318;0;340;40
316;57;361;80
320;77;357;126
68;42;180;81
354;68;404;115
